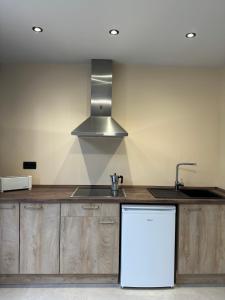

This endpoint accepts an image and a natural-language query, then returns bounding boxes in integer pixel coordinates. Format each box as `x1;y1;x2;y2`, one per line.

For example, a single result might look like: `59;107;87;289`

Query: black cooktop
71;186;124;198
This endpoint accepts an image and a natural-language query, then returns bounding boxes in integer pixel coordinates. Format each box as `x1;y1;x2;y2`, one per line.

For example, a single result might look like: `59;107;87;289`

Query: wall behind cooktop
0;63;223;187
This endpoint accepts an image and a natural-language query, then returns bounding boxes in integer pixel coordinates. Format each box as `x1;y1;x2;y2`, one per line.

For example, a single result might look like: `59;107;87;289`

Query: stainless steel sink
148;187;223;199
71;186;125;198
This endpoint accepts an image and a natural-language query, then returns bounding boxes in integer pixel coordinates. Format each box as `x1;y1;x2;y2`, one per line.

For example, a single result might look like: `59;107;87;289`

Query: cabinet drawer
61;203;119;217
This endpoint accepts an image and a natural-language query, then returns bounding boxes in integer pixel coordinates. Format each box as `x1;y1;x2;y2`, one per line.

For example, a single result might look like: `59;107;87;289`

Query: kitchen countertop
1;185;225;204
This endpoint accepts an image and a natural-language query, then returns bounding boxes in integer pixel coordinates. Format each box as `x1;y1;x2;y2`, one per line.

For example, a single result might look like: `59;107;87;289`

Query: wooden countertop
1;185;225;204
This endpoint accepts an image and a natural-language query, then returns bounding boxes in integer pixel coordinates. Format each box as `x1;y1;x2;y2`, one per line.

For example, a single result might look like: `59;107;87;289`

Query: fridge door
120;205;176;288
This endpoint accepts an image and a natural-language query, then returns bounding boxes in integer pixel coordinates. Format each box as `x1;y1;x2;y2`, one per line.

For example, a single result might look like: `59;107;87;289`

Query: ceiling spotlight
185;32;196;38
32;26;43;33
109;29;119;35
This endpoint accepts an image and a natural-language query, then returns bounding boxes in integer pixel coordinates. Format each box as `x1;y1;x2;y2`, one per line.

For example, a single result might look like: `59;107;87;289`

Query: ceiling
1;0;225;66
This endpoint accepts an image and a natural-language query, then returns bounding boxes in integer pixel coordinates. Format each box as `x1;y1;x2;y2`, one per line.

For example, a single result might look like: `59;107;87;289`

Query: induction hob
71;186;125;198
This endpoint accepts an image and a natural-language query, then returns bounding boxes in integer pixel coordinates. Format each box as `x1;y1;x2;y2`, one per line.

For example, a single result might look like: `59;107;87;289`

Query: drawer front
61;203;119;217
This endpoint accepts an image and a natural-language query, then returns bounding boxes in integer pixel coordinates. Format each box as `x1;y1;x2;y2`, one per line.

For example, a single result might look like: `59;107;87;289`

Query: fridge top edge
121;205;176;211
122;204;176;213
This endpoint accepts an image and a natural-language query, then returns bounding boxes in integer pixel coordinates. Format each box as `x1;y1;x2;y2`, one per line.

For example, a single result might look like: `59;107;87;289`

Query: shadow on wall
78;137;131;185
53;136;132;185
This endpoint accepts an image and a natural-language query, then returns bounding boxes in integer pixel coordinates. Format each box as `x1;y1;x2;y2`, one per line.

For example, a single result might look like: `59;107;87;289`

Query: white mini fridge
120;205;176;288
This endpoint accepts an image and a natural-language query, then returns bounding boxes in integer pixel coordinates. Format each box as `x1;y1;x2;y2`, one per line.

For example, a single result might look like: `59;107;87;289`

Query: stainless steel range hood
71;59;128;137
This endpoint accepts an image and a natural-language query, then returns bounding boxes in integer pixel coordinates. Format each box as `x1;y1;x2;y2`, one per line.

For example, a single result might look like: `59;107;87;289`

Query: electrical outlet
23;161;37;170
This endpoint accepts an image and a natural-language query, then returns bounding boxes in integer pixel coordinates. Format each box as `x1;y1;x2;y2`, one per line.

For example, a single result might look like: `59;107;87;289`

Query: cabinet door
60;203;119;274
0;203;19;274
20;203;60;274
178;204;225;274
61;203;119;217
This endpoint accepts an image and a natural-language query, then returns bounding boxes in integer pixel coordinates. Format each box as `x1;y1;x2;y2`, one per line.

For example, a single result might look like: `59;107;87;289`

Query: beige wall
0;64;222;186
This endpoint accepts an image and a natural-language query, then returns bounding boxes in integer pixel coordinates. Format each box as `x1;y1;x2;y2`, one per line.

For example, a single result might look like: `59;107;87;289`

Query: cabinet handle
82;204;99;210
99;219;115;224
24;205;43;210
187;208;202;212
0;205;16;209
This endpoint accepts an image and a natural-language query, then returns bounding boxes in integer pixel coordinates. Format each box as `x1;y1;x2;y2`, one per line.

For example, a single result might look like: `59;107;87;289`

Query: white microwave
0;176;32;192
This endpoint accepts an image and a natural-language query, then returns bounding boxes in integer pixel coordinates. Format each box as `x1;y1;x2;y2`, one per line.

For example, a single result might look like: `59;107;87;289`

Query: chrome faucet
175;163;197;191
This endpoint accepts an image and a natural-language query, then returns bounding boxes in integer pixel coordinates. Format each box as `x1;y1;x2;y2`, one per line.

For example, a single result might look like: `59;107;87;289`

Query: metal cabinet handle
24;205;43;210
99;219;116;224
187;208;202;212
0;205;16;209
82;204;99;210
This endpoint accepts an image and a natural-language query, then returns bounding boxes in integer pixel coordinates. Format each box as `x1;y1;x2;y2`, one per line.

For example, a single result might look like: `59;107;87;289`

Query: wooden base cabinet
60;203;119;275
0;203;19;274
20;203;60;274
177;204;225;283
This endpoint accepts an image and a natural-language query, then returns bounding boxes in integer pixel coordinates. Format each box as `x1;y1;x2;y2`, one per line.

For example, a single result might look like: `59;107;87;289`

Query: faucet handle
179;181;184;188
175;181;184;190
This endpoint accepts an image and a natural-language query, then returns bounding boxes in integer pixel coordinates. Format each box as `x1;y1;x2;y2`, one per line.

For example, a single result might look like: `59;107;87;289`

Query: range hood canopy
71;59;128;137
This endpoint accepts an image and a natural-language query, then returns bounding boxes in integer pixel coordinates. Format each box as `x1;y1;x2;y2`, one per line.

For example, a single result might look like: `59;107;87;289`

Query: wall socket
23;161;37;169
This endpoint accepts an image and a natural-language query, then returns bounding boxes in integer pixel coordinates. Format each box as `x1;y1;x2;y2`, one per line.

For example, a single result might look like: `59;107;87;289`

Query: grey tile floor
0;285;225;300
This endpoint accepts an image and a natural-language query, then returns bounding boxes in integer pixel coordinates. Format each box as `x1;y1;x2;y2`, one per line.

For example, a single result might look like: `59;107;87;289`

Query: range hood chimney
71;59;128;137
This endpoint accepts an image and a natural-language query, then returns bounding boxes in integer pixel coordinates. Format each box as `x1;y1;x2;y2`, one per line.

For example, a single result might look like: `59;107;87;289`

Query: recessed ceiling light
185;32;196;38
32;26;43;33
109;29;119;35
